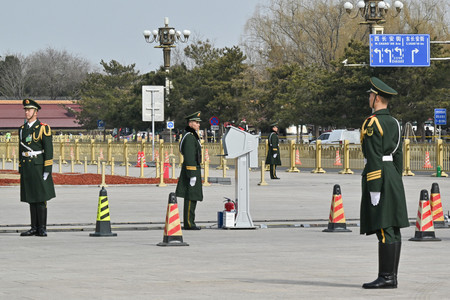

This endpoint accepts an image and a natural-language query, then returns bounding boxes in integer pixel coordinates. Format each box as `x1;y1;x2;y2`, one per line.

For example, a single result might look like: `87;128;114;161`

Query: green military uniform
266;123;281;179
360;77;409;289
175;111;203;230
19;99;55;237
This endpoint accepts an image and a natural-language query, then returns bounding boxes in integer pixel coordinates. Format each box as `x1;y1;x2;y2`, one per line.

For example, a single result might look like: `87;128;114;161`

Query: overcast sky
0;0;267;73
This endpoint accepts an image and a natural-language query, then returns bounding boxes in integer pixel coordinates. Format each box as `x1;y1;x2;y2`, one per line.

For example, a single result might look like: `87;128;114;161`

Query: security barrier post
311;140;326;174
286;139;300;172
111;157;115;175
338;140;353;174
434;139;448;177
89;139;97;165
107;139;112;165
5;141;12;162
140;155;145;178
203;159;211;186
59;156;62;173
120;140;128;166
157;152;167;187
60;140;68;164
402;139;415;176
156;156;160;178
222;157;227;178
172;158;176;179
258;160;268;186
2;154;5;169
13;155;16;171
97;157;101;174
100;162;108;187
71;157;74;173
84;157;88;173
74;139;82;164
216;140;229;170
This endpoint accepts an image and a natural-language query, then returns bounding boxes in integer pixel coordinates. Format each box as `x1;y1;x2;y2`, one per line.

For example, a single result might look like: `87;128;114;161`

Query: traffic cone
141;152;148;168
135;151;142;167
157;193;189;246
90;187;117;237
430;183;445;228
323;184;351;232
333;150;343;166
295;149;302;165
423;151;433;168
99;148;104;160
409;190;440;241
163;151;170;178
205;148;210;162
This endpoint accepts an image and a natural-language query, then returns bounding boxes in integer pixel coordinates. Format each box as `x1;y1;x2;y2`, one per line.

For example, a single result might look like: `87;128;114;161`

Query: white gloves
273;153;277;158
190;177;196;186
43;172;49;180
370;192;380;206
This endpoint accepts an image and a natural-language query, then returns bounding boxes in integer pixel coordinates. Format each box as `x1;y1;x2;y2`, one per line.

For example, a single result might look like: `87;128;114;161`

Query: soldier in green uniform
360;77;409;289
175;111;203;230
266;122;281;179
19;99;56;237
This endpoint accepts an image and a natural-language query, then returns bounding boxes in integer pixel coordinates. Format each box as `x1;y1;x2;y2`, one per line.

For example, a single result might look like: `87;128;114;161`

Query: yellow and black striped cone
430;183;446;228
90;187;117;237
323;184;351;232
157;193;189;246
409;190;440;242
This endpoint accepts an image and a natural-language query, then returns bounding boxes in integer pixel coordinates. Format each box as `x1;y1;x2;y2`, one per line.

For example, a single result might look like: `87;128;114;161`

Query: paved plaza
1;163;450;299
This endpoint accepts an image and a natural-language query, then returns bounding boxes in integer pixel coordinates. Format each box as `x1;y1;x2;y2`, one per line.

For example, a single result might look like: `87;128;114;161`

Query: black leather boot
362;242;397;289
20;204;38;236
36;203;48;237
393;242;402;286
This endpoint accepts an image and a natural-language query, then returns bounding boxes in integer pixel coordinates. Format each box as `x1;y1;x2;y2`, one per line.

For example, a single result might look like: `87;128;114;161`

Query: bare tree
26;47;92;99
0;54;28;99
242;0;348;70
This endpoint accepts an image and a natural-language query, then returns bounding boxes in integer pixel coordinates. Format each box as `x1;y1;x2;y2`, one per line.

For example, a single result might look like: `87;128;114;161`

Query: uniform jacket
175;126;203;201
18;119;56;203
265;130;281;165
360;109;409;234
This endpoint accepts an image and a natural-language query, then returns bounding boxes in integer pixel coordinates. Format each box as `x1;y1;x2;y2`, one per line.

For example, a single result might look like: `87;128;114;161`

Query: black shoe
37;226;47;237
20;227;38;236
273;177;280;180
362;274;397;289
184;226;201;230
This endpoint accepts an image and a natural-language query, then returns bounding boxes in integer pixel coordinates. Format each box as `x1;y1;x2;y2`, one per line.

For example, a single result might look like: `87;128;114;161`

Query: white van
311;129;360;145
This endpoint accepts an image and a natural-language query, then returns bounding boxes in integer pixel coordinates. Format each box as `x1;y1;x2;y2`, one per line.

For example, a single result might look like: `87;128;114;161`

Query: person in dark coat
266;122;281;179
175;111;203;230
19;99;56;237
360;77;409;289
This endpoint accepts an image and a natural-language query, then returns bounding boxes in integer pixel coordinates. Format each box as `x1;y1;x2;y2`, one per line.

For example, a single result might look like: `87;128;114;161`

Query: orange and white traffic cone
141;152;148;168
333;150;343;166
163;151;170;178
430;183;445;228
135;151;142;167
99;148;104;160
205;148;210;162
295;149;302;165
158;193;189;246
323;184;351;232
423;151;433;169
409;189;441;241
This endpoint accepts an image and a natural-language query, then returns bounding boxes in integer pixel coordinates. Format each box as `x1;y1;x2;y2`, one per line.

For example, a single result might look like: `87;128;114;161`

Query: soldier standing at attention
266;122;281;179
360;77;409;288
19;99;56;237
176;111;203;230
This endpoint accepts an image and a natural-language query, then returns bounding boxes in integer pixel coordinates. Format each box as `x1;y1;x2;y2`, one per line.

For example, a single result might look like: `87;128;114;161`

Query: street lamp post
143;17;190;98
343;0;403;34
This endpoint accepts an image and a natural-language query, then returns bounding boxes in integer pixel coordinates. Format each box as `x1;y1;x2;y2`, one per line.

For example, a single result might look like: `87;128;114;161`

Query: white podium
222;126;259;229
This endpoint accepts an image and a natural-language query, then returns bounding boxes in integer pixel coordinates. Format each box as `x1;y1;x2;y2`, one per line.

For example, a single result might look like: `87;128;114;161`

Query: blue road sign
370;34;430;67
434;108;447;126
209;116;219;126
97;120;105;129
167;121;174;129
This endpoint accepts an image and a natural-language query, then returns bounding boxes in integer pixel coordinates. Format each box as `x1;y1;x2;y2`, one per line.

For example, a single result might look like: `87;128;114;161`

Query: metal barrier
1;138;449;175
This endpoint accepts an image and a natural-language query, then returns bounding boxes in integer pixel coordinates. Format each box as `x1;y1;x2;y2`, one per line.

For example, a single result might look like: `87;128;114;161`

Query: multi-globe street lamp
143;17;190;99
343;0;404;34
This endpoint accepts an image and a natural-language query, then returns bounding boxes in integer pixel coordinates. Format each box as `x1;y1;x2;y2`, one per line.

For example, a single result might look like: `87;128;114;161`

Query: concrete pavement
1;163;450;299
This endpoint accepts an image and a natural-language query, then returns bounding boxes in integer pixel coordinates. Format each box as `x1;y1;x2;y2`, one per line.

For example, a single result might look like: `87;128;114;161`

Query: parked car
310;129;360;145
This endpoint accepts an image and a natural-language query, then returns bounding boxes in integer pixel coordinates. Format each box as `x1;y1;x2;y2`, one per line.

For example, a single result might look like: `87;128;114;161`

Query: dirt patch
0;170;178;186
